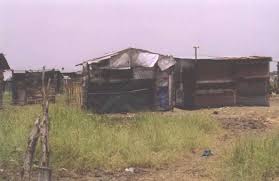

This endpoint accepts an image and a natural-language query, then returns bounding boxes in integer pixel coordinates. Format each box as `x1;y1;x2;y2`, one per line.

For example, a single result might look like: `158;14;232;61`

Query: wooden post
38;67;51;181
21;118;41;181
21;67;52;181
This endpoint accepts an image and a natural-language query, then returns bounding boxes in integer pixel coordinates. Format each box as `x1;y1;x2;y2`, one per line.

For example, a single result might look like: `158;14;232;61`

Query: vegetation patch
222;131;279;181
0;102;219;171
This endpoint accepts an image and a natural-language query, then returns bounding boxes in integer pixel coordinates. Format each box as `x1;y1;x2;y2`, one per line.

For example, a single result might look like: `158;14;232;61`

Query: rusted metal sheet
194;90;236;108
196;61;233;81
236;95;269;106
194;89;236;109
175;56;271;109
237;79;268;96
234;62;269;78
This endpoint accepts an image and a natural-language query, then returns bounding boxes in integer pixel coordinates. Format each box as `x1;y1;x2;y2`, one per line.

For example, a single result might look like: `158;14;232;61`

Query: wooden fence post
20;117;41;181
21;67;52;181
38;67;51;181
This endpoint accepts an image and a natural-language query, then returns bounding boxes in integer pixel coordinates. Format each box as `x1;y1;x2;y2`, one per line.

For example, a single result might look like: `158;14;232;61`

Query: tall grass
0;102;219;171
222;132;279;181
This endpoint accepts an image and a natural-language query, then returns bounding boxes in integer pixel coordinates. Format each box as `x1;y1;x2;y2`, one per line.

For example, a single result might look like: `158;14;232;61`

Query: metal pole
193;46;199;59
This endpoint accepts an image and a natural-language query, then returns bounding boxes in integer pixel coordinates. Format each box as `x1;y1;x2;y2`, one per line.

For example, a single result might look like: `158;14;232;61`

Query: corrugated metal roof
13;70;26;74
176;56;272;62
76;47;175;71
76;48;131;66
0;53;10;70
13;69;61;74
76;47;172;65
211;56;271;61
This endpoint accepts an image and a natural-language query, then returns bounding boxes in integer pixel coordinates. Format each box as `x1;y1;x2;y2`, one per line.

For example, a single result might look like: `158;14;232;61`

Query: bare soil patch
218;116;270;132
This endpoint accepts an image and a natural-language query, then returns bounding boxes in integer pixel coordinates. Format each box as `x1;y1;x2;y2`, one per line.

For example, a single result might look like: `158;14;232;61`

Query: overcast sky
0;0;278;71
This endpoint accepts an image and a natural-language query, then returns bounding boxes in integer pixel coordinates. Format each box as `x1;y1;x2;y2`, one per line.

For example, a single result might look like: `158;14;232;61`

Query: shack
12;69;61;105
175;56;271;108
0;53;10;108
77;48;176;113
61;71;83;106
61;71;82;90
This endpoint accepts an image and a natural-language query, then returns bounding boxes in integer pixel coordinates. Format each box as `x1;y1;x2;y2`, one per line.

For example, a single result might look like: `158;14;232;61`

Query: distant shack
61;71;82;92
77;48;176;113
0;53;10;108
12;69;62;105
175;56;271;108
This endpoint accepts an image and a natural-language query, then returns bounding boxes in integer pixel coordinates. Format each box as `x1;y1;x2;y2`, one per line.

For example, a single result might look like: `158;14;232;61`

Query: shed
0;53;10;108
175;56;271;108
77;48;176;113
61;71;82;90
12;69;61;105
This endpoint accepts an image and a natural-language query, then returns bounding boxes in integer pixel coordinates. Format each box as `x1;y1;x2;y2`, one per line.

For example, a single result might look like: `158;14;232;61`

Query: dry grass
221;131;279;181
0;96;219;172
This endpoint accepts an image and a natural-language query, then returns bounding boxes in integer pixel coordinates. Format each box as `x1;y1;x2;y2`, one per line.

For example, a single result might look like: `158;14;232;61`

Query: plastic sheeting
158;57;176;71
133;52;159;68
109;51;175;70
82;48;176;71
110;53;131;69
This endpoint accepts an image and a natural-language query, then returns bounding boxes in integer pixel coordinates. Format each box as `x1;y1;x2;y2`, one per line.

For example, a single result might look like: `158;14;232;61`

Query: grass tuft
222;131;279;181
0;99;219;171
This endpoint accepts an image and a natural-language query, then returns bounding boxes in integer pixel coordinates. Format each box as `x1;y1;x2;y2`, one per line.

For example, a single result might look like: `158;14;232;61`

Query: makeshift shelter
175;56;271;108
62;71;83;106
0;53;10;108
61;71;82;91
12;69;61;105
77;48;176;113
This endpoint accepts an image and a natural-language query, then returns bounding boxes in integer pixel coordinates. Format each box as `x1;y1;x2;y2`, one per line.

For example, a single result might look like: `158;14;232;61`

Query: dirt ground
2;96;279;181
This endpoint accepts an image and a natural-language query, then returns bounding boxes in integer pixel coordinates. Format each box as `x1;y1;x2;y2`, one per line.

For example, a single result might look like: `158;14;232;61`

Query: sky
0;0;278;71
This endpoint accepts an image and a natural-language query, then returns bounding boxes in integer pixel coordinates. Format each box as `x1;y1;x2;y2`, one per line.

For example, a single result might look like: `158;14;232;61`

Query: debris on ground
202;149;213;157
59;168;68;172
125;167;135;173
213;111;219;115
